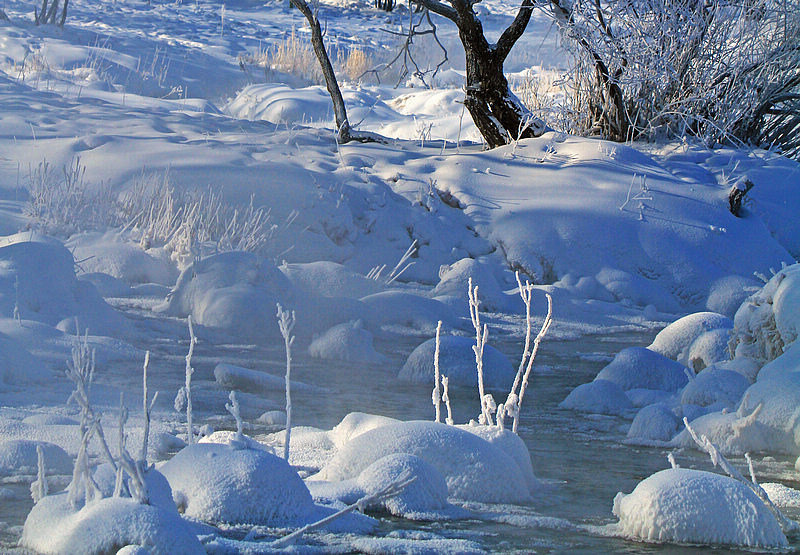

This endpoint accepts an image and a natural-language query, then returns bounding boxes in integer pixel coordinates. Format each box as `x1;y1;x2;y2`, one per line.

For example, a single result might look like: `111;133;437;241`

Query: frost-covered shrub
399;335;514;388
679;367;749;408
308;320;384;363
159;442;315;525
595;347;689;392
612;468;787;548
730;264;800;365
559;379;633;416
320;420;534;503
627;404;680;442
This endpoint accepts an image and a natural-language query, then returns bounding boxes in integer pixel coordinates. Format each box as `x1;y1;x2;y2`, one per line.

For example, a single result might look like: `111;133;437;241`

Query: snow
308;319;384;363
399;334;515;388
649;312;733;364
559;379;633;416
626;404;680;443
679;367;750;408
612;468;788;548
0;439;72;478
319;420;535;503
595;347;689;392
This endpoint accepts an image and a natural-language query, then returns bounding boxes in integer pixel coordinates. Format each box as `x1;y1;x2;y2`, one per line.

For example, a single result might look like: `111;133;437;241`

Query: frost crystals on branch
175;316;197;445
468;277;494;426
225;391;244;447
683;417;800;536
432;320;443;423
504;272;553;433
277;304;296;462
140;351;158;465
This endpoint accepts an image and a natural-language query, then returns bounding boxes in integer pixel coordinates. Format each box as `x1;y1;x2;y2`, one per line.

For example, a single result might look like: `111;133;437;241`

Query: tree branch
409;0;457;22
495;0;534;61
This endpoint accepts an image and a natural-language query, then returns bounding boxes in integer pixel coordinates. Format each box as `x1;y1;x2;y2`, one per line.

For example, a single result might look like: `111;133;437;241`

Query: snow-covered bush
612;468;787;548
399;335;514;388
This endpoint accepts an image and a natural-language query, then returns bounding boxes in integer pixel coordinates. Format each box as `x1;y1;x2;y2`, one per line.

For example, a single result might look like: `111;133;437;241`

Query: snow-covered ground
1;0;800;550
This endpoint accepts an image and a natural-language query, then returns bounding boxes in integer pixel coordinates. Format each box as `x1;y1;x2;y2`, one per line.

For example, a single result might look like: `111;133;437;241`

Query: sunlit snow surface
0;0;799;550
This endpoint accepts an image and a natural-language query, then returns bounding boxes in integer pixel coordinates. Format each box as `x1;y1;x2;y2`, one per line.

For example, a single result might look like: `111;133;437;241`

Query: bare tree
407;0;546;148
34;0;68;26
0;8;9;21
288;0;380;144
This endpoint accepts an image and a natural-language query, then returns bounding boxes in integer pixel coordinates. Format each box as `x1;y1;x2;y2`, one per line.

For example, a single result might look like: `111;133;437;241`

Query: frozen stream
2;308;799;553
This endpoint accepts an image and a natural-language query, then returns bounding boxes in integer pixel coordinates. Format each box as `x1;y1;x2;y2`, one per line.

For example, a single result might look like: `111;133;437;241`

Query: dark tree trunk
0;8;8;20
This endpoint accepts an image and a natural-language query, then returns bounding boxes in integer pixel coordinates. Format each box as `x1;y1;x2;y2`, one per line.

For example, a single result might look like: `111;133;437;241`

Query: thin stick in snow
514;292;553;433
468;277;493;426
31;444;47;503
277;304;296;462
185;316;197;445
225;390;244;444
432;320;442;423
140;351;158;464
441;375;453;425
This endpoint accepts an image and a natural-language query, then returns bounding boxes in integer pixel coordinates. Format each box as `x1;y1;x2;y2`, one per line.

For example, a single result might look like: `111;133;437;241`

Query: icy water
2;312;799;553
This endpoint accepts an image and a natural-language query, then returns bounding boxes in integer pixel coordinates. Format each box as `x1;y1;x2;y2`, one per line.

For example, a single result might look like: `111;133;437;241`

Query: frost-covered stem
514;292;553;433
745;453;758;485
140;350;159;464
32;444;48;503
13;275;21;324
441;375;453;425
468;278;493;425
506;272;534;429
432;320;442;423
277;304;296;461
225;390;243;443
683;418;799;536
271;475;417;548
185;316;197;445
117;393;149;504
667;452;679;469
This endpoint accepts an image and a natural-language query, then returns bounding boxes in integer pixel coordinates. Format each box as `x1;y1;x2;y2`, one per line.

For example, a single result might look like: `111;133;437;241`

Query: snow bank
159;442;315;525
559;379;633;416
612;468;787;548
308;320;384;363
399;335;514;388
0;233;126;332
730;264;800;364
595;347;689;392
0;439;72;478
649;312;733;364
21;492;204;554
320;420;534;503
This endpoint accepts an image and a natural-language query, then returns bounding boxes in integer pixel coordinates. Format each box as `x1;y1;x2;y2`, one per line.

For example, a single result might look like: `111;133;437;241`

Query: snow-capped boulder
319;421;534;503
398;335;514;389
360;291;457;333
458;424;538;491
706;275;759;318
279;261;384;299
649;312;733;364
0;233;126;332
309;320;384;363
0;439;72;478
21;493;204;554
92;464;176;514
0;333;49;387
679;367;749;408
684;328;731;371
627;404;680;442
595;347;689;392
159;442;314;525
559;379;633;416
433;258;515;312
213;363;318;394
756;341;800;382
612;468;787;548
328;412;399;449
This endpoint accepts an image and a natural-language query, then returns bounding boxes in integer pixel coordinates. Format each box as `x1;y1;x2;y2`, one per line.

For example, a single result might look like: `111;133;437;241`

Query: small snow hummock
612;468;788;548
399;335;515;389
679;367;750;408
0;439;72;479
559;379;633;416
626;404;680;442
648;311;733;364
594;347;690;392
319;420;535;504
308;320;384;363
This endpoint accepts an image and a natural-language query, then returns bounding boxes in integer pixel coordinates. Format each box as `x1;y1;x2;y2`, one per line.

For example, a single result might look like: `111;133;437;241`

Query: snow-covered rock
360;291;458;333
626;404;680;442
0;439;72;478
308;320;384;363
213;363;317;394
649;312;733;364
21;493;204;554
0;333;49;387
433;258;516;313
328;412;400;449
612;468;787;548
595;347;689;392
679;367;749;408
280;261;385;299
559;379;633;416
756;341;800;382
398;335;514;388
159;442;314;525
319;420;534;503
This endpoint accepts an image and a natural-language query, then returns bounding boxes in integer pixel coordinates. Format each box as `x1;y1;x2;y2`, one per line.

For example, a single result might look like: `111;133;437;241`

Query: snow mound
684;328;732;371
398;335;514;389
0;333;49;386
730;264;800;364
756;341;800;382
763;482;800;509
559;379;633;416
213;363;317;394
329;412;400;449
612;468;787;548
679;367;749;408
627;404;679;442
649;312;733;363
595;347;690;392
66;231;176;285
159;442;314;525
308;320;384;363
93;464;176;514
280;261;385;299
360;291;457;333
457;424;539;491
433;258;516;312
0;439;72;478
21;493;204;554
320;421;534;503
356;454;454;519
0;233;126;332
